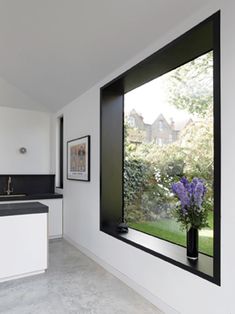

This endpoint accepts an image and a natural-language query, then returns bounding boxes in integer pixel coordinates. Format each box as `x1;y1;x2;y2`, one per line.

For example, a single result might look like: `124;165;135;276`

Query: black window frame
56;115;64;189
100;12;220;285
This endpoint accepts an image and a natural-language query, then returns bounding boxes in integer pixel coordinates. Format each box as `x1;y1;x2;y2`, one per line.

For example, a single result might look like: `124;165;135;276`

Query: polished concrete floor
0;239;162;314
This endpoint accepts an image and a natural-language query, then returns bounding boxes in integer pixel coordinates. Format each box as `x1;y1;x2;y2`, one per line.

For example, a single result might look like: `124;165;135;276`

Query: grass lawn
129;211;213;256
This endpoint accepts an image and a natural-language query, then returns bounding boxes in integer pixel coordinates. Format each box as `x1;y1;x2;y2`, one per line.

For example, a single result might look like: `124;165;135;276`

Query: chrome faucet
5;176;13;195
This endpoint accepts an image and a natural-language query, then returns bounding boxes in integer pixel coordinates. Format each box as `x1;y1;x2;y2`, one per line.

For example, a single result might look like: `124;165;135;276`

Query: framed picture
67;135;90;181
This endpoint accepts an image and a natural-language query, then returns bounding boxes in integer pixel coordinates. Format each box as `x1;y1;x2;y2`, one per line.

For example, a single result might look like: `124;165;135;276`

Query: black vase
187;227;198;260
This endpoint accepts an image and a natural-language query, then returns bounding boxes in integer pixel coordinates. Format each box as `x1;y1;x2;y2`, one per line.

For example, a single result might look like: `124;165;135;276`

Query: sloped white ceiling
0;76;47;111
0;0;208;112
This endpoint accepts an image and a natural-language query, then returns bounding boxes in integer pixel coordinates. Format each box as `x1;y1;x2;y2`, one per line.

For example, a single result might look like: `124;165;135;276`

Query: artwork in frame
67;135;90;181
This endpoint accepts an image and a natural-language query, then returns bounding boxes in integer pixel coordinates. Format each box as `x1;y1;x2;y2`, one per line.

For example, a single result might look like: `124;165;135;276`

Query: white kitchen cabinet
0;198;63;239
0;207;48;282
39;199;63;239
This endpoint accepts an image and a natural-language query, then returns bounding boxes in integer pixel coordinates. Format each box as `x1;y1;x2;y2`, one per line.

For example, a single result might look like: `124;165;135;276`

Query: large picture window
124;51;214;257
100;12;220;285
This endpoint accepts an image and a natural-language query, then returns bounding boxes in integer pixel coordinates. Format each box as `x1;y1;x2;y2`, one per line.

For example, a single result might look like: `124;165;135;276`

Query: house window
158;138;163;146
100;12;220;285
128;116;135;127
159;120;163;131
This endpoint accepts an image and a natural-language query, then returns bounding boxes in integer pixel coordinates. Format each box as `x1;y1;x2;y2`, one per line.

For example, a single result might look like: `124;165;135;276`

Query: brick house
126;109;191;145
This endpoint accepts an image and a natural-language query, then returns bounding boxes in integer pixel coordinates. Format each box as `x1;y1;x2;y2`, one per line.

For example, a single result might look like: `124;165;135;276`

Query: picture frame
67;135;90;181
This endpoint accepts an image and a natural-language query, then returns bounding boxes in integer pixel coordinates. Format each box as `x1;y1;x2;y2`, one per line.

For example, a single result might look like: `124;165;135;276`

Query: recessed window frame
56;115;64;189
100;12;220;285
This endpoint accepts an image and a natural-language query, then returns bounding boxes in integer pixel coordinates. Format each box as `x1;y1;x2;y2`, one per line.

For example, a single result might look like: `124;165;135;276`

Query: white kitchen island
0;202;48;282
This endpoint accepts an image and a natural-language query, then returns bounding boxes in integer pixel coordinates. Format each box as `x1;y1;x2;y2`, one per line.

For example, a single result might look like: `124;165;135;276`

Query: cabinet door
0;199;63;239
40;199;63;238
0;213;48;282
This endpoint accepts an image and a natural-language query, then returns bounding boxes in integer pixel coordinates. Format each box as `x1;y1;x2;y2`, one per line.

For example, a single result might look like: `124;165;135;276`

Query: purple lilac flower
172;177;206;210
193;179;206;208
172;181;190;209
180;177;190;188
181;177;195;196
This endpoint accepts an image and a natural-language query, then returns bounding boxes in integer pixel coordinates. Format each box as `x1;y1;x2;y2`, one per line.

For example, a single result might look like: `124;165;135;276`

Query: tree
165;51;213;118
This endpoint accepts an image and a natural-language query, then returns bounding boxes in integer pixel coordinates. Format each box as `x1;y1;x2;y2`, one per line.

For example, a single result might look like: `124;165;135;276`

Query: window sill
101;227;215;284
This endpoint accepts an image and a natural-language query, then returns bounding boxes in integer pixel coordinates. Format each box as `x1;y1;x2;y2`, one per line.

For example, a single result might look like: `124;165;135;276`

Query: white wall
55;1;235;313
0;106;52;174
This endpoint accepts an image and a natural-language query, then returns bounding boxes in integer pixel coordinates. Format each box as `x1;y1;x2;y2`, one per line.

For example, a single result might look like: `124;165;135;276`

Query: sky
124;73;191;125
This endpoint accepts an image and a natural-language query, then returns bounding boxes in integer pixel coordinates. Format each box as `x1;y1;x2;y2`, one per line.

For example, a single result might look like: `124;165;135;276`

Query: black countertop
0;202;49;216
0;193;63;202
